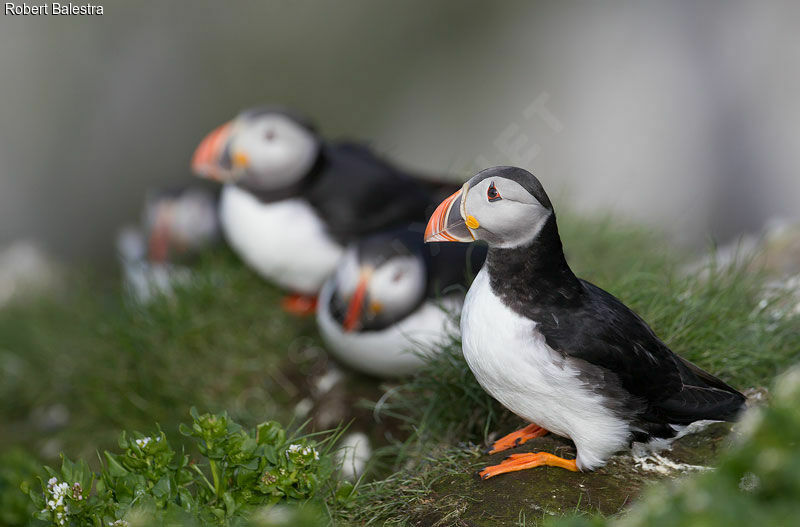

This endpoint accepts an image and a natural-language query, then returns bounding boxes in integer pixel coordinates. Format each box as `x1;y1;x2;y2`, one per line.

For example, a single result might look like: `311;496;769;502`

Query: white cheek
334;251;360;297
493;203;551;248
252;142;310;179
369;261;426;315
233;123;318;188
479;201;528;231
470;199;550;248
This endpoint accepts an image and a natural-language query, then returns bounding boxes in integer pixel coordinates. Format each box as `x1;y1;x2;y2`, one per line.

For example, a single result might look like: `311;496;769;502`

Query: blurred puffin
191;107;447;314
425;166;746;478
117;186;219;303
317;226;486;377
142;186;220;264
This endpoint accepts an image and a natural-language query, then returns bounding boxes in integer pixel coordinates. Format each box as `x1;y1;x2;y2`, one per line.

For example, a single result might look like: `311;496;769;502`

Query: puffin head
331;229;427;332
425;166;554;249
191;107;321;192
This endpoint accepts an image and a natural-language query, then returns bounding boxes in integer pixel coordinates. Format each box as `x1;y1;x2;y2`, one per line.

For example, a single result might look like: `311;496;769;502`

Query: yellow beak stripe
232;151;249;168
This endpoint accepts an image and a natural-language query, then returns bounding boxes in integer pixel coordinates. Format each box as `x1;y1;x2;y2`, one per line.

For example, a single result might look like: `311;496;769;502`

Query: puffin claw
486;423;549;454
479;452;579;480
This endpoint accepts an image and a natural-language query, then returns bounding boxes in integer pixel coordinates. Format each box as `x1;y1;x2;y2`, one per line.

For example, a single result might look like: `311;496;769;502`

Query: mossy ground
390;423;734;527
0;211;798;526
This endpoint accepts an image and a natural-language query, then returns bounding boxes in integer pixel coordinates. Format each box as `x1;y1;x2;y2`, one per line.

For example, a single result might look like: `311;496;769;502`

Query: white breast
219;185;344;294
461;268;631;470
316;278;461;378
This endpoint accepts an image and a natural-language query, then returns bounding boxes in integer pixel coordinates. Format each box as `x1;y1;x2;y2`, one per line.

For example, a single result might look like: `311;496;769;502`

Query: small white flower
285;442;320;462
286;443;302;460
135;436;153;448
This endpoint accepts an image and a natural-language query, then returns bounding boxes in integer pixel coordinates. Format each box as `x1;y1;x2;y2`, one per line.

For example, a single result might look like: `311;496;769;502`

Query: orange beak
191;121;233;181
148;206;172;263
342;271;371;332
424;183;475;243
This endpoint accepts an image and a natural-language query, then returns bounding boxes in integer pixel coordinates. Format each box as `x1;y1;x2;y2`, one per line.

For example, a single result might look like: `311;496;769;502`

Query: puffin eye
264;129;276;141
392;271;404;283
487;182;502;202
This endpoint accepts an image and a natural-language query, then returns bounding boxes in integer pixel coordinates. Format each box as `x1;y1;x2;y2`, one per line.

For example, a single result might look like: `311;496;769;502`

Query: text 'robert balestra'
4;3;104;15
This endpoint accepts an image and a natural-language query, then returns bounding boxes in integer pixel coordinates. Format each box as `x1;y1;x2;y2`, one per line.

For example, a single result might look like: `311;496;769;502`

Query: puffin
141;186;220;264
316;225;486;377
117;186;219;303
191;107;447;314
424;166;746;478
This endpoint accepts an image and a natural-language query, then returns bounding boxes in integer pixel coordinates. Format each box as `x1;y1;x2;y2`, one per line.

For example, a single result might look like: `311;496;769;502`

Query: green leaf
104;452;128;478
335;481;355;502
151;475;171;499
223;491;236;516
257;421;286;446
263;446;278;465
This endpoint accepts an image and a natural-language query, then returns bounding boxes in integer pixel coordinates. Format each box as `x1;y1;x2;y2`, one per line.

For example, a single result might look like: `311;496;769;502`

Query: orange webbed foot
479;452;579;480
281;294;318;316
487;423;549;454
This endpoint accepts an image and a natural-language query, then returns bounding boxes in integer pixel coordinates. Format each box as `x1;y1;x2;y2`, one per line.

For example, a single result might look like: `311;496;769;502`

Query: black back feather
302;143;437;244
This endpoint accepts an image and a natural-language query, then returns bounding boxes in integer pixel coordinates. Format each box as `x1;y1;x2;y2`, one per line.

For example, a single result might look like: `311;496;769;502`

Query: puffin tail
658;357;747;424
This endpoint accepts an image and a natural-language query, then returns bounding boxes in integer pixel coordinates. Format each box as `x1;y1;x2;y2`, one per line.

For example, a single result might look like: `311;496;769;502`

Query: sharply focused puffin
191;107;446;314
424;166;746;478
317;225;486;377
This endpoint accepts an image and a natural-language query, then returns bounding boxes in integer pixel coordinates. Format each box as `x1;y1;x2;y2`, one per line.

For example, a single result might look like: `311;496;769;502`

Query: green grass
0;250;321;462
0;212;798;526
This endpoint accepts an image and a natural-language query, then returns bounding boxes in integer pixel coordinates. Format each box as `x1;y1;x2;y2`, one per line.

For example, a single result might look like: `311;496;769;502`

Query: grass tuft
0;250;319;461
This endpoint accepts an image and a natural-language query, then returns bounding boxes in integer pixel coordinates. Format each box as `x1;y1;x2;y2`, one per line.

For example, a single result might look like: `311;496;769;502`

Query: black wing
536;280;745;425
303;142;438;244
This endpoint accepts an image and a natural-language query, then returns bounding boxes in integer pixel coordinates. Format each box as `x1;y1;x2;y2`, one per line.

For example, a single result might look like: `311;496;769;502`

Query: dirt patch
410;422;733;526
